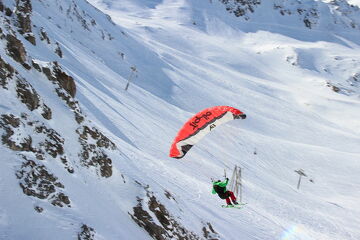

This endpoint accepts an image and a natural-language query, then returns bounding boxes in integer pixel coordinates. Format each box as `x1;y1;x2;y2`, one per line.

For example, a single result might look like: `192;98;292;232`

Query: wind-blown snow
1;0;360;239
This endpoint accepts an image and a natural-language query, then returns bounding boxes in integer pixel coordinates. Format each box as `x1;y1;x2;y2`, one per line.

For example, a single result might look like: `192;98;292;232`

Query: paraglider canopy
169;106;246;159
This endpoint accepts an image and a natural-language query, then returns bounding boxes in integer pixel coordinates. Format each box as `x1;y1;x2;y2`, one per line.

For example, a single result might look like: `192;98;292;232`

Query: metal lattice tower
228;165;243;203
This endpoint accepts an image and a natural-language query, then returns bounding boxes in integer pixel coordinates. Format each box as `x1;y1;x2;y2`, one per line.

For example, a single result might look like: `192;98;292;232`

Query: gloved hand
226;177;229;181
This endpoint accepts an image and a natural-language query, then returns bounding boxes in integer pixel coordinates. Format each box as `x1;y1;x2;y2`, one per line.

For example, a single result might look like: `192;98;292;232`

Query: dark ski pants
225;191;236;205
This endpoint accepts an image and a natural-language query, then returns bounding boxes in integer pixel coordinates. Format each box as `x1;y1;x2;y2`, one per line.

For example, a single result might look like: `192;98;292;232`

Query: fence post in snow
125;66;137;91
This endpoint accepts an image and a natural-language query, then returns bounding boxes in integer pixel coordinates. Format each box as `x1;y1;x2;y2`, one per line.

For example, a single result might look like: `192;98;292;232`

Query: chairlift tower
125;66;137;91
229;165;243;203
295;169;307;190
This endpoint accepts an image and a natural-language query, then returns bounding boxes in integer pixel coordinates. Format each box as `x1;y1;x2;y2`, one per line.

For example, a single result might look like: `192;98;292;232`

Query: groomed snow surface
1;0;360;239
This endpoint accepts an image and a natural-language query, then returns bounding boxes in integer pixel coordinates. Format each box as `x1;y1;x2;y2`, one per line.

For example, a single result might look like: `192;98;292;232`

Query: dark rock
41;62;83;122
39;27;51;44
0;114;20;128
0;114;33;151
42;65;52;80
35;124;64;158
42;62;76;98
15;0;33;31
1;114;73;173
219;0;261;19
53;62;76;97
15;77;53;120
31;60;42;72
77;125;116;178
6;34;31;69
0;55;15;88
24;34;36;45
78;224;96;240
130;189;201;240
332;85;340;92
304;18;312;28
34;206;44;213
75;113;84;124
16;78;40;111
55;42;63;58
61;156;74;173
41;104;52;120
51;192;71;207
5;7;12;17
164;190;176;202
16;157;71;208
202;222;220;240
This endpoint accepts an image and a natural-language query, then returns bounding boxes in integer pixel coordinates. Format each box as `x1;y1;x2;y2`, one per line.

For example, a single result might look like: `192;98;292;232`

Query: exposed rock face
42;61;76;97
0;114;74;173
16;156;71;207
41;61;84;122
131;195;199;240
39;27;51;44
16;77;40;110
77;125;116;178
55;42;63;58
0;56;52;119
219;0;261;19
6;34;31;69
130;185;219;240
15;0;35;45
0;55;15;88
78;224;96;240
217;0;360;30
16;77;52;119
202;222;220;240
0;114;33;151
273;1;319;29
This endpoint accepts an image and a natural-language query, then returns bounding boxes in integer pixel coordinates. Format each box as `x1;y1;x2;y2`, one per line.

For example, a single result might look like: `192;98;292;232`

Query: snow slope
1;0;360;239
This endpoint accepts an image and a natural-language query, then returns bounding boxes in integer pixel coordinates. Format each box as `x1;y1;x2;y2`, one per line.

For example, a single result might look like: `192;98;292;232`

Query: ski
221;202;247;209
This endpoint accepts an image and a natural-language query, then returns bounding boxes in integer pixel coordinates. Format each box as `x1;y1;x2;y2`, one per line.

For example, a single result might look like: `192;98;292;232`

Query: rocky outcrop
16;155;71;207
202;222;220;240
0;56;52;119
0;114;33;151
0;114;74;206
130;185;219;240
219;0;261;19
273;1;319;29
326;75;360;96
6;34;31;69
0;113;74;173
16;78;52;120
16;78;40;111
77;125;116;178
39;27;51;44
78;224;96;240
217;0;360;30
0;55;15;88
42;61;76;97
55;42;63;58
15;0;35;45
131;195;199;240
41;61;84;123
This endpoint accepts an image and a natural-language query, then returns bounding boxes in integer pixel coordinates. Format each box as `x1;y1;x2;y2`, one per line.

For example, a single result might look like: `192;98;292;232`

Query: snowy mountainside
1;0;360;240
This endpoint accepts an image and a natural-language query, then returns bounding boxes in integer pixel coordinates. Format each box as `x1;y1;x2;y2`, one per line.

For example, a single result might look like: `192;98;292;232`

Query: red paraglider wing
169;106;246;159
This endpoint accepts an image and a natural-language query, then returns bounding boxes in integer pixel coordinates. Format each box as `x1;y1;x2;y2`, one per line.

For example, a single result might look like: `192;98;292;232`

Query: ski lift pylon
228;165;243;203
